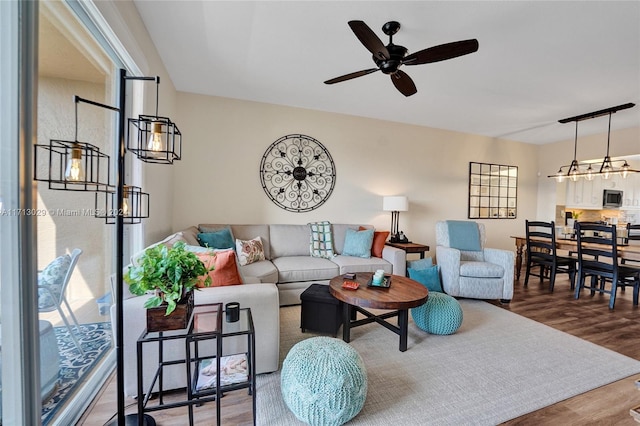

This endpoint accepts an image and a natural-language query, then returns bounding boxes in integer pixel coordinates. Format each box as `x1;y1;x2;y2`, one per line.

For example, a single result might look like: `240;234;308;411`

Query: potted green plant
125;241;213;318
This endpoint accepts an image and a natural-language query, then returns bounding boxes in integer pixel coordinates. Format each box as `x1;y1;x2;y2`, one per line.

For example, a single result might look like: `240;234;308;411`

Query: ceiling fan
324;20;479;97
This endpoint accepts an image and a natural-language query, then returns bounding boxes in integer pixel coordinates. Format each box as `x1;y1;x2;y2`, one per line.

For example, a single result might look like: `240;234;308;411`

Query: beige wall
172;93;540;252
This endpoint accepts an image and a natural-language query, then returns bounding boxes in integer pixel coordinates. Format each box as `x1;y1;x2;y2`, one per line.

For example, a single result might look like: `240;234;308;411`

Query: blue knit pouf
411;292;463;335
281;336;367;426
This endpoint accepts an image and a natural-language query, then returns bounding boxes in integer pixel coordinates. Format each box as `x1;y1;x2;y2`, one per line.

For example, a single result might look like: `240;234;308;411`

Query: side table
385;242;430;259
136;303;256;425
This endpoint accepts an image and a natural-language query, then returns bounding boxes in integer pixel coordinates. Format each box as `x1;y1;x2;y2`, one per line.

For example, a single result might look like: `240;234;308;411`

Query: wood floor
80;274;640;425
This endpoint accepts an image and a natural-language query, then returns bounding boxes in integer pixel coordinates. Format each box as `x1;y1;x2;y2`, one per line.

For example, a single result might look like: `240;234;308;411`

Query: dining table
510;235;640;280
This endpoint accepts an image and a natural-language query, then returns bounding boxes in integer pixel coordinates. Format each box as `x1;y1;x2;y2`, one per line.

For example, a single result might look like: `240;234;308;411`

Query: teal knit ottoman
281;336;367;426
411;292;463;335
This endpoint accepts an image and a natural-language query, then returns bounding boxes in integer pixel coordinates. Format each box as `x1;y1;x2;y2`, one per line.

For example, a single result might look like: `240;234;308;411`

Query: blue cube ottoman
411;292;463;335
281;336;367;426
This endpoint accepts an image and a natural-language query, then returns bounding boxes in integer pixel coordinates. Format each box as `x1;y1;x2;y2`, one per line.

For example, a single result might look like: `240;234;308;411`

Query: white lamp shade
382;196;408;212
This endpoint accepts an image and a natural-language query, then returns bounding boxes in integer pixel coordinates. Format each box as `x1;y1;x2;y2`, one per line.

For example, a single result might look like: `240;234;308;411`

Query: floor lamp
34;68;178;424
110;68;180;425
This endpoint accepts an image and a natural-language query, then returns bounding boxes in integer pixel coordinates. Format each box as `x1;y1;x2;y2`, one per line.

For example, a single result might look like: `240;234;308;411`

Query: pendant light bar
558;102;635;123
549;102;638;181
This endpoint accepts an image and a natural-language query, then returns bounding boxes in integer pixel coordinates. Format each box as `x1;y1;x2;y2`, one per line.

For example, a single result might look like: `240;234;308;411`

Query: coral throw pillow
195;250;243;287
360;227;390;258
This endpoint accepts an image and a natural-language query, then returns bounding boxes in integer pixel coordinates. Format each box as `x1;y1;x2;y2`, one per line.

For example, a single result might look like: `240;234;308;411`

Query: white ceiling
133;1;640;145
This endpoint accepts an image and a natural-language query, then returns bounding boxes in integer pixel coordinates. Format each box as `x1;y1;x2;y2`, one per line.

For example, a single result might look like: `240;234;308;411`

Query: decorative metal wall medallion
259;134;336;212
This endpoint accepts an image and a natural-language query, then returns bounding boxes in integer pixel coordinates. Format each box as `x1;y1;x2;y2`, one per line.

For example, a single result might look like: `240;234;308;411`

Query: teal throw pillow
197;227;235;250
408;265;443;293
342;228;374;258
407;257;433;270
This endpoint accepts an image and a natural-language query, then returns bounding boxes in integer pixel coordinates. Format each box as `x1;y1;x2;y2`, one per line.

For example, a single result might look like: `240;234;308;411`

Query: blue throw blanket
446;220;482;251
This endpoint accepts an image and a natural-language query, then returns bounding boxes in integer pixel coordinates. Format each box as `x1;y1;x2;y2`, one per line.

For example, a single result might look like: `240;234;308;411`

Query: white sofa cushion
270;225;312;258
272;256;339;283
331;255;392;274
239;259;278;283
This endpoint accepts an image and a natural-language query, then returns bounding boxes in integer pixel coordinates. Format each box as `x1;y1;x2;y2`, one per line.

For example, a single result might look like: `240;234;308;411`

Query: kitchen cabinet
566;178;603;209
619;173;640;209
565;174;639;210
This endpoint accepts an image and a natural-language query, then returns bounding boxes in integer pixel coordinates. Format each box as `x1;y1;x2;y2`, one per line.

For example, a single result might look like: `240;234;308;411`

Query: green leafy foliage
125;241;213;315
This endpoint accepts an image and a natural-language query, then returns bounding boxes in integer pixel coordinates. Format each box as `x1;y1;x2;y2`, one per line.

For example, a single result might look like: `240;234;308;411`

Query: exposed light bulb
122;186;131;217
147;121;163;152
569;161;580;181
601;157;613;180
585;165;594;181
621;162;630;179
64;145;85;182
554;169;564;183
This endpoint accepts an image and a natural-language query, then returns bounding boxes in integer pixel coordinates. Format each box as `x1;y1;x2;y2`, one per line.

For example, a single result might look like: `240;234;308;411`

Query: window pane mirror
468;162;518;219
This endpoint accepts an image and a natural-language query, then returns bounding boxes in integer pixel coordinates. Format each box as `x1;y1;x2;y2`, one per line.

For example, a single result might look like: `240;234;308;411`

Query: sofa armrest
381;245;406;277
112;283;280;397
435;245;462;296
483;248;515;299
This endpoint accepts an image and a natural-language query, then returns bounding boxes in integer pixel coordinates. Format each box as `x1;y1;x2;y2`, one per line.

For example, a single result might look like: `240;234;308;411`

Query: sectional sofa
182;223;406;305
114;223;406;397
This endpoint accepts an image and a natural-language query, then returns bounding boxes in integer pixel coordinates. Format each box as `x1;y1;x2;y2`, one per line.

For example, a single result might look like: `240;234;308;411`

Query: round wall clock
259;134;336;212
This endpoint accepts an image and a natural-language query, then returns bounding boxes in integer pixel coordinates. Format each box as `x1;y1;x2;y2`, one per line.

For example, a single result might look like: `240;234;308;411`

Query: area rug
256;300;640;425
41;322;112;425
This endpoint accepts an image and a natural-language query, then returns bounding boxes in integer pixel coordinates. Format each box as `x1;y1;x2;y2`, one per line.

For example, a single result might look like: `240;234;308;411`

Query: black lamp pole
115;67;127;426
111;68;157;425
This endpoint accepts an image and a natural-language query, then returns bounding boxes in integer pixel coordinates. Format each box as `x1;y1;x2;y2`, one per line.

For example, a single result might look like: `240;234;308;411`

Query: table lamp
383;196;409;243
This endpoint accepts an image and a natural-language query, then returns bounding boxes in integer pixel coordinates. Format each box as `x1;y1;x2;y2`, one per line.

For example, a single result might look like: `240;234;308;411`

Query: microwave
603;189;623;208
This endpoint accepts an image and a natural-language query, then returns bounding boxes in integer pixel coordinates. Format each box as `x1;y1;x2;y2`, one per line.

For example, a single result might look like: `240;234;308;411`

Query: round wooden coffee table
329;272;428;352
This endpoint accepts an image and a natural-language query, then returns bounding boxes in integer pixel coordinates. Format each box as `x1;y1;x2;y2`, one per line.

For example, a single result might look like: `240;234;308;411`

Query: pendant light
548;102;637;182
94;184;149;224
550;120;582;183
34;96;112;192
127;76;182;164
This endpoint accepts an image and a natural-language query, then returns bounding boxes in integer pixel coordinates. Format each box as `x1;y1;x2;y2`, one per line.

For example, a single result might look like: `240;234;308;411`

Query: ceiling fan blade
390;70;417;97
348;20;390;61
404;39;479;65
324;68;379;85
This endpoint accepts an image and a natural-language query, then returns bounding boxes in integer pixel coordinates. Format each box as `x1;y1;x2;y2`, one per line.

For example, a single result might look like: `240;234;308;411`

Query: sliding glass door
1;1;142;423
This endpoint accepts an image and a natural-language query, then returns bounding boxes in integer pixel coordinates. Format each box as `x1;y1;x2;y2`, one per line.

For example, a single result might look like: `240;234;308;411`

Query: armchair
435;221;514;302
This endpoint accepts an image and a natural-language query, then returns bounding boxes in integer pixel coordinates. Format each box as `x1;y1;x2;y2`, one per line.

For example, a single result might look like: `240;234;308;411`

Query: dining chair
524;220;576;291
575;223;639;310
621;223;640;265
38;248;84;354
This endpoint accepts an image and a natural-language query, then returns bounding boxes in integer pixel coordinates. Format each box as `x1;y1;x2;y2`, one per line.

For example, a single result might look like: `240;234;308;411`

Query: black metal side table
135;303;256;425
